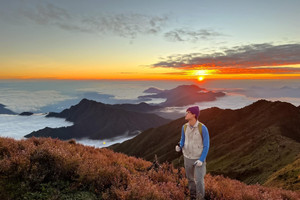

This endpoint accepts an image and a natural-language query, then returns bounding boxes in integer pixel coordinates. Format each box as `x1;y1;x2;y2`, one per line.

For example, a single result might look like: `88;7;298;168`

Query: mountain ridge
25;98;171;140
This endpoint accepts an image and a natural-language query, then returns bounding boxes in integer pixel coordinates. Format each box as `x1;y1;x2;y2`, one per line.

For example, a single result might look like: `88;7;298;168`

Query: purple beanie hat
186;106;200;119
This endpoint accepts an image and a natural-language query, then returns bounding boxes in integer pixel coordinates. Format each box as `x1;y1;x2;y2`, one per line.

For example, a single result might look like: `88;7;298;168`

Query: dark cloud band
152;43;300;74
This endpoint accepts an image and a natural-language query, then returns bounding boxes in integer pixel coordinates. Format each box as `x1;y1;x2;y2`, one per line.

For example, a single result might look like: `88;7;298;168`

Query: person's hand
194;160;203;167
175;145;181;152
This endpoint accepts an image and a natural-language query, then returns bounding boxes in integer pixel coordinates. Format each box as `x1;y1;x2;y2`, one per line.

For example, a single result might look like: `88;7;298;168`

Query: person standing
176;106;210;200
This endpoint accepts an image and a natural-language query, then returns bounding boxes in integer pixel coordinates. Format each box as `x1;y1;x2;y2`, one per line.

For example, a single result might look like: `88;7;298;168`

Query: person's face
185;111;195;121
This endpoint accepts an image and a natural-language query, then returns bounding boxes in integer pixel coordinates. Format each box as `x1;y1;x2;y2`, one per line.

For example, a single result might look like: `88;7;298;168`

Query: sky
0;0;300;80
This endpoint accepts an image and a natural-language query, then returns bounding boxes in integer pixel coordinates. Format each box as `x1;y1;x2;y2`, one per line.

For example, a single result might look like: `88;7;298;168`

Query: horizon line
1;76;300;81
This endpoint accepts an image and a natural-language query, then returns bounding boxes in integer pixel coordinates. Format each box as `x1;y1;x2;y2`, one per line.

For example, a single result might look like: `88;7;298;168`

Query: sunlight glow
195;70;209;76
198;76;204;81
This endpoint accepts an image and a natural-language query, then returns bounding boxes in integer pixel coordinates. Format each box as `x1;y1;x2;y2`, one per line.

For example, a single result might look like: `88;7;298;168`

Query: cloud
81;13;169;39
164;28;225;42
77;135;137;148
22;3;71;25
20;2;169;39
0;114;73;139
152;43;300;74
155;92;256;119
0;112;133;147
0;89;75;113
238;86;300;98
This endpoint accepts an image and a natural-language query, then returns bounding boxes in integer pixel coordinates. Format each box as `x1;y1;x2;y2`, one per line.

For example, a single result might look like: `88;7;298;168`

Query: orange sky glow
1;68;300;81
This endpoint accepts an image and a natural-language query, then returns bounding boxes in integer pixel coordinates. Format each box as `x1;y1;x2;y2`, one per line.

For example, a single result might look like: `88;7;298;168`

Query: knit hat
186;106;200;119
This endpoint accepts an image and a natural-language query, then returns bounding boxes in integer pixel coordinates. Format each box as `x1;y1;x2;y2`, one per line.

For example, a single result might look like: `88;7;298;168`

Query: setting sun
198;76;204;81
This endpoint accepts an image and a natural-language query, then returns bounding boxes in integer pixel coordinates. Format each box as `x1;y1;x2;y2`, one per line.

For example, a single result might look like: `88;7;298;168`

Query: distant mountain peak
143;87;164;94
79;98;104;105
26;99;170;140
164;84;205;93
244;99;297;111
174;84;202;89
139;84;225;107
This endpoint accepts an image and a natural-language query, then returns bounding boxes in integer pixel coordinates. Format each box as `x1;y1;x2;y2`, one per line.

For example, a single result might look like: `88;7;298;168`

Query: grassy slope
110;100;300;190
264;157;300;191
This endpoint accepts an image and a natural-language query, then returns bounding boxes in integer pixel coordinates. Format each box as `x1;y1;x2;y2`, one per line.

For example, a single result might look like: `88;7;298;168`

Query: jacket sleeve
199;125;210;162
179;125;185;148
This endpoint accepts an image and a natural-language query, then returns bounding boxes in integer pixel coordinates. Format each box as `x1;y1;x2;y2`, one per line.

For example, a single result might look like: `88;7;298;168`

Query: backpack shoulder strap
183;123;188;134
198;122;203;141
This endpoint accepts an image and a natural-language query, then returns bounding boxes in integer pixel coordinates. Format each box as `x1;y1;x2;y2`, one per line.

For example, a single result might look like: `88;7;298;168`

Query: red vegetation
0;137;299;199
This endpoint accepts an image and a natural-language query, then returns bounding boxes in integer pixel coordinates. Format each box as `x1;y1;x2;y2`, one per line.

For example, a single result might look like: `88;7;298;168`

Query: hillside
0;137;299;200
110;100;300;191
25;99;170;140
264;157;300;191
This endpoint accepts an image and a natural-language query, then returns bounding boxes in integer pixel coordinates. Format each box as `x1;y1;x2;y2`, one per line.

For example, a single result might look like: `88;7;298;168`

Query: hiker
175;106;210;200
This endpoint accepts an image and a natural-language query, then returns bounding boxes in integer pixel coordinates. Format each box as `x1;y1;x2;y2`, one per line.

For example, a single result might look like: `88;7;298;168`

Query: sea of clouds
0;79;299;148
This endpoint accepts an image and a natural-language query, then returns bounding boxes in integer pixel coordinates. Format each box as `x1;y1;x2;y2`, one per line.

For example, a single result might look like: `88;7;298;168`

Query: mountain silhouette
110;99;300;191
0;104;15;114
25;99;170;140
138;84;226;107
19;112;34;116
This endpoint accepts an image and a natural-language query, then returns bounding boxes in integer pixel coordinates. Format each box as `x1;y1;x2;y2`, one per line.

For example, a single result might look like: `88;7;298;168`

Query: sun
198;76;204;81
